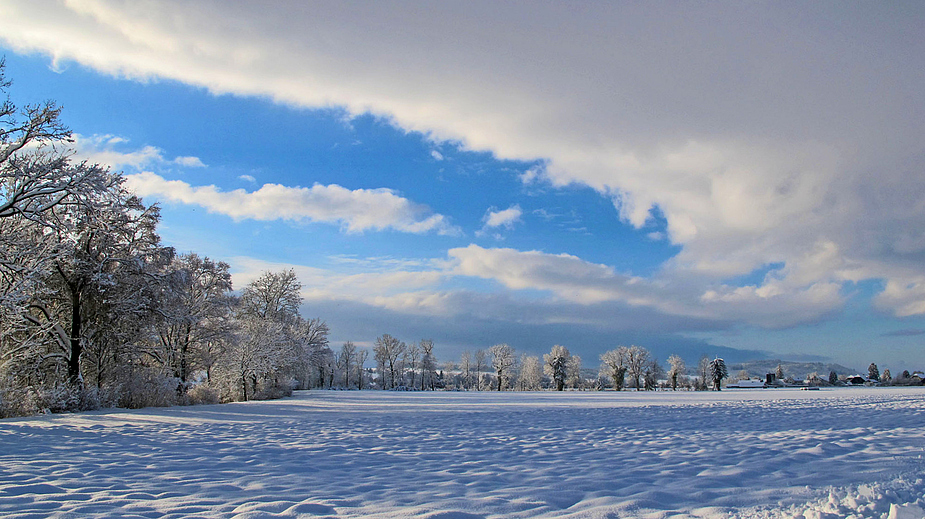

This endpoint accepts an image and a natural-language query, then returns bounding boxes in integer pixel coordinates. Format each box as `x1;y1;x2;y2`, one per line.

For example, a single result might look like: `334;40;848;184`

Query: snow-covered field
2;388;925;518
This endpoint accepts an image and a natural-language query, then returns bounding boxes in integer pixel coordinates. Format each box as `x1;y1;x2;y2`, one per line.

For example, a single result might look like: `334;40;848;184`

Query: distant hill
726;359;859;380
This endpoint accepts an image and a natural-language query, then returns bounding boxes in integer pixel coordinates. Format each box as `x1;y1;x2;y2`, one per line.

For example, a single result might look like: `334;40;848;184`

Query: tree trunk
67;289;82;386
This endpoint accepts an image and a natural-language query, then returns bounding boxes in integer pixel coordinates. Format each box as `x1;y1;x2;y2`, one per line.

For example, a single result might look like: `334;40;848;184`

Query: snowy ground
2;388;925;518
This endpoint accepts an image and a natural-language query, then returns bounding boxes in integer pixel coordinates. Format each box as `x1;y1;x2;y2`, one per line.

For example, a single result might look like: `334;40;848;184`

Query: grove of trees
0;62;333;416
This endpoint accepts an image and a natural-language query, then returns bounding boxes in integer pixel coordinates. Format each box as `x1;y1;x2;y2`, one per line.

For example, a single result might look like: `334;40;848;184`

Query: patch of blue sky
3;51;686;285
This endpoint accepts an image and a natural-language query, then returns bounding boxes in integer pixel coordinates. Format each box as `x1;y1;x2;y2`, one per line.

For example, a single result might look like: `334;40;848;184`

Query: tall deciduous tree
373;334;404;389
625;345;650;391
600;347;628;391
153;253;234;395
489;343;515;391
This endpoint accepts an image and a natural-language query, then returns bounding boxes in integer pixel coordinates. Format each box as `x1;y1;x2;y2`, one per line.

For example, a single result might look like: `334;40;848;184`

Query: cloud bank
3;1;924;325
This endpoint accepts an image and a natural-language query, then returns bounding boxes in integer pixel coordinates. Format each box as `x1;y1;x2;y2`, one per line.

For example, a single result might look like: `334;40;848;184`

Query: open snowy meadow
2;388;925;519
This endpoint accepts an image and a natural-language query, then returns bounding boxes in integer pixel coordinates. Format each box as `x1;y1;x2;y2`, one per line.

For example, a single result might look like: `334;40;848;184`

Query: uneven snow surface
2;388;925;518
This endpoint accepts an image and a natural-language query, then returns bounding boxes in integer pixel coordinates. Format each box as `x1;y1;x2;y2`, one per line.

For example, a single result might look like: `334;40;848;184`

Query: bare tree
420;339;436;390
373;334;405;389
698;355;711;391
459;350;471;390
474;349;486;391
405;341;421;389
355;348;369;390
339;341;356;388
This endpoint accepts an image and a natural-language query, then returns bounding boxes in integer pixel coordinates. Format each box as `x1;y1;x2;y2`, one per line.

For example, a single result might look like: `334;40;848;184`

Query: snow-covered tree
868;363;880;382
600;347;628;391
338;341;356;388
152;254;234;395
373;334;405;389
881;369;891;384
667;354;685;390
518;354;542;391
625;345;650;390
697;355;711;391
420;339;436;390
544;344;571;391
459;350;471;390
828;370;838;385
354;348;368;390
710;357;728;391
474;349;486;391
643;359;662;390
566;354;583;389
489;343;515;391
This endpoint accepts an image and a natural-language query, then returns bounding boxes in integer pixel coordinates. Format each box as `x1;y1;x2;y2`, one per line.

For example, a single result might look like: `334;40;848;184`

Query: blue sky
2;2;925;372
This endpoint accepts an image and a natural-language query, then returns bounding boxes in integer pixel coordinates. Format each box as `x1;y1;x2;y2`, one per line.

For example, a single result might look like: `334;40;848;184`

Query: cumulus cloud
125;172;459;235
482;205;522;229
3;2;925;319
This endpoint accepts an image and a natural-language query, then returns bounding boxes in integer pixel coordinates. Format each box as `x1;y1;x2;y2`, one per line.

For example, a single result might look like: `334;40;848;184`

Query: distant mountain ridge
726;359;859;380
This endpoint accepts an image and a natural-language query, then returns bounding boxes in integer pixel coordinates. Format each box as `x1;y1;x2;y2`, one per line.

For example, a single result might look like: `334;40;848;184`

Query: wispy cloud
125;172;460;235
73;134;206;170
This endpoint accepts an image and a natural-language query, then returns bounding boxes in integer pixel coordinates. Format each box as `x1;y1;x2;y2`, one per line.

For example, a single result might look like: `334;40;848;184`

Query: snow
2;388;924;518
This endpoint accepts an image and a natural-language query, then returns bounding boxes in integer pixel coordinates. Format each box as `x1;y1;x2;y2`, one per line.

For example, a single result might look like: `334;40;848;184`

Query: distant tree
644;359;663;390
625;345;650;390
373;334;405;389
518;354;542;391
882;369;892;384
828;370;838;385
354;348;368;390
339;341;356;388
544;344;571;391
459;350;471;390
698;355;711;391
420;339;436;390
775;363;785;381
600;347;628;391
710;357;728;391
868;363;880;382
566;354;583;389
489;343;515;391
474;349;486;391
405;341;420;389
667;354;685;390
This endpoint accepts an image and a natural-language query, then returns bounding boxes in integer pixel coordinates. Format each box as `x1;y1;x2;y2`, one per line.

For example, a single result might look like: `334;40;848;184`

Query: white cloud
72;134;206;170
4;2;925;318
125;171;460;235
238;174;256;183
483;205;522;229
430;150;444;161
174;156;206;168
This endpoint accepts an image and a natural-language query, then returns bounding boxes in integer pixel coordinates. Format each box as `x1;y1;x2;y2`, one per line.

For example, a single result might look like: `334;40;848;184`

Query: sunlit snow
2;388;925;518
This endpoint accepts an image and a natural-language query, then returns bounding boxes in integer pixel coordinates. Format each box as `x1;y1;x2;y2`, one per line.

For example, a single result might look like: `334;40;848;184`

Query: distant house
727;379;766;389
845;375;867;385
